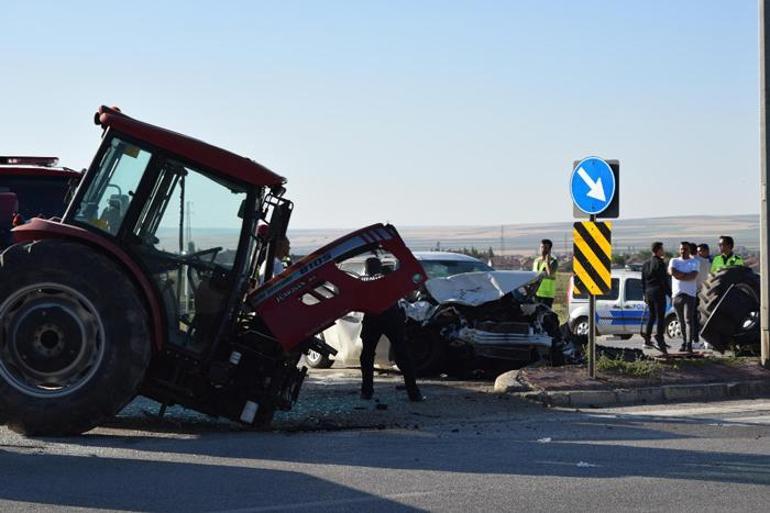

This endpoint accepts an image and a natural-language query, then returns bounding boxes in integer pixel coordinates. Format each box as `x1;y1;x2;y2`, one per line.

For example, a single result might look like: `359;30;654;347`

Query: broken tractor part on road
699;266;760;354
0;106;426;436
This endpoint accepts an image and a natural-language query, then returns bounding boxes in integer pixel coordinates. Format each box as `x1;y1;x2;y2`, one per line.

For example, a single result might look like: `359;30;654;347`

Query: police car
567;268;679;340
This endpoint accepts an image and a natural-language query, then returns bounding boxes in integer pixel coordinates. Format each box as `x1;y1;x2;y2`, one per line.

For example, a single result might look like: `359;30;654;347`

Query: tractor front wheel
0;240;151;436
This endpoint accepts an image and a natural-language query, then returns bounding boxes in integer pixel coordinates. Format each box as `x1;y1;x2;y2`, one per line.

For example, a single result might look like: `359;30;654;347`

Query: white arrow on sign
577;167;606;202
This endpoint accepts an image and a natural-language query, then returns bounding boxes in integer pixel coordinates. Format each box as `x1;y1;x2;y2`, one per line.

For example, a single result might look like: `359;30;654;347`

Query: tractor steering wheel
184;247;223;296
186;246;223;264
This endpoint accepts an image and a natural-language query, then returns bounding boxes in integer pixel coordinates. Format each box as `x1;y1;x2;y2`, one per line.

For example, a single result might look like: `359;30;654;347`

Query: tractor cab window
73;137;151;235
131;159;248;353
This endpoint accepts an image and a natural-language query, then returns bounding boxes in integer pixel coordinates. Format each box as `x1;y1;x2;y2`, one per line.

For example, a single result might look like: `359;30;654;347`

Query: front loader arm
248;223;426;351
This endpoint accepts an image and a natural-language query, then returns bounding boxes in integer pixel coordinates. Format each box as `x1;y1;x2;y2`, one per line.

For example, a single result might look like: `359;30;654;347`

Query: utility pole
761;0;770;368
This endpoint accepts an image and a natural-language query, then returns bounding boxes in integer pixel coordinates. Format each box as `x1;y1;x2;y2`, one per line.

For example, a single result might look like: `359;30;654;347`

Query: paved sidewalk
495;357;770;408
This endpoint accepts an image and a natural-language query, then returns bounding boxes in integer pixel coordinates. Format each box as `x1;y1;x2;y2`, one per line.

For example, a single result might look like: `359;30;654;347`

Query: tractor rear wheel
0;240;151;436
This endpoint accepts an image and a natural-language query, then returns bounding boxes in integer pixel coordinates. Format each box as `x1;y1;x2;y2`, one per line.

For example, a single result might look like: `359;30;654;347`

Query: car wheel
618;334;633;340
305;348;333;369
665;315;681;340
572;317;591;336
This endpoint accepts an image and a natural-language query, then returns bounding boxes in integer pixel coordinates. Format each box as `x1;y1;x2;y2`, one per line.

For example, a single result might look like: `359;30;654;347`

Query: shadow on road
0;448;429;513
19;384;770;491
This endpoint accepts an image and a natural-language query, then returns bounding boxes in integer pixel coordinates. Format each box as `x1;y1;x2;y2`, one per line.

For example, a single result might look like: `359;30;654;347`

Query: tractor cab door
129;158;251;354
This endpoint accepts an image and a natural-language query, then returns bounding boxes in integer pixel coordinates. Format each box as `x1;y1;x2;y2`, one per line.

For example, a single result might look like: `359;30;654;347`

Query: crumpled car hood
424;271;541;306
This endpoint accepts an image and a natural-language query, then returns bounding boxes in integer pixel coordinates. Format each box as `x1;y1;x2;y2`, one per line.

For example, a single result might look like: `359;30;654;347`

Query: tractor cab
63;107;286;356
67;136;249;354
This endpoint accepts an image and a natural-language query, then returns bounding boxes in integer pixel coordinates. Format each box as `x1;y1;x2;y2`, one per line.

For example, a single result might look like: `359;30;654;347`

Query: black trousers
360;307;419;396
644;290;667;343
673;293;697;345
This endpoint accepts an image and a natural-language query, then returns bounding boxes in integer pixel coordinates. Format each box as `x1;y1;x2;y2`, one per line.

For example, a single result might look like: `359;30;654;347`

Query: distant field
166;214;759;257
287;214;759;255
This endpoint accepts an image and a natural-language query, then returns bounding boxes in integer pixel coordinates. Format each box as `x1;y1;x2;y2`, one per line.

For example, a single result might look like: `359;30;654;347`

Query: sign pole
570;157;617;379
760;0;769;368
588;214;597;378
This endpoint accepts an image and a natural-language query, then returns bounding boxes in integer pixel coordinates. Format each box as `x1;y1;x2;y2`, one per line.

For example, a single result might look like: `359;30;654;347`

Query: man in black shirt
359;257;424;402
641;241;671;354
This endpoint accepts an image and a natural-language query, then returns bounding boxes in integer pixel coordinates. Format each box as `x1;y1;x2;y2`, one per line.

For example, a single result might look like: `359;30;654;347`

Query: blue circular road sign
570;157;616;215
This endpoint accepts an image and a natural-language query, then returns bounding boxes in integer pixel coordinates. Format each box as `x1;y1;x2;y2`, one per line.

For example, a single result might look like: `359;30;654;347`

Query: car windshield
0;176;72;221
421;259;493;279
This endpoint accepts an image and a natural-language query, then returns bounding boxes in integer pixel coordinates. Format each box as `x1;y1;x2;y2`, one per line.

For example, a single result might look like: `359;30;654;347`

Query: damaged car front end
316;252;580;376
404;269;578;375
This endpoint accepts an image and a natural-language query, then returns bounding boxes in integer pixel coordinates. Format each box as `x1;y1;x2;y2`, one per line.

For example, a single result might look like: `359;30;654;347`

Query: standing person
641;242;670;354
691;242;711;348
669;242;700;353
359;257;424;402
696;243;712;263
711;235;745;272
258;236;290;284
532;239;558;307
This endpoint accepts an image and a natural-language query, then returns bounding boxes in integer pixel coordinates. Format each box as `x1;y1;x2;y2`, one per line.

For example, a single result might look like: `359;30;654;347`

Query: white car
567;269;679;340
307;251;565;374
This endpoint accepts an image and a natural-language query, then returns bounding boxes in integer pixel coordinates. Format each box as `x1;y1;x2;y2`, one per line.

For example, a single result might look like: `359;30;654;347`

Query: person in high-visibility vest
711;235;745;272
532;238;558;307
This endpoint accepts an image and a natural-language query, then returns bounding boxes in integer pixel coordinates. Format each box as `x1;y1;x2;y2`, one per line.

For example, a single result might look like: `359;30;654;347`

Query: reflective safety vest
533;257;558;298
710;253;744;273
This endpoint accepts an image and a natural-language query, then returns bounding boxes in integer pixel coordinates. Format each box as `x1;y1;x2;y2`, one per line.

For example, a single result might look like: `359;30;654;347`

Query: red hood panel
249;224;426;352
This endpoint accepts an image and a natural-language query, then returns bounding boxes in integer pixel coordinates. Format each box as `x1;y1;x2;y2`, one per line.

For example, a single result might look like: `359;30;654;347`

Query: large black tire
0;240;151;436
698;266;760;349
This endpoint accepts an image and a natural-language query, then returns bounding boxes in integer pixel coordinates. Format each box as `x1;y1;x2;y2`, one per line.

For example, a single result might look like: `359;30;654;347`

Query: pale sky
0;0;759;229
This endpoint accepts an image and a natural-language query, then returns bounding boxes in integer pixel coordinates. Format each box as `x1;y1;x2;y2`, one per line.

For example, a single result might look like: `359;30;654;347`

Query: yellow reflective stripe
574;236;611;287
573;258;601;295
582;221;611;258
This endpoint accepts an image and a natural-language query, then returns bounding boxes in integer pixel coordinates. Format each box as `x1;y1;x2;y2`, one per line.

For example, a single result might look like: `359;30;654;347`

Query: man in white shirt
690;242;711;349
258;236;290;284
668;241;700;353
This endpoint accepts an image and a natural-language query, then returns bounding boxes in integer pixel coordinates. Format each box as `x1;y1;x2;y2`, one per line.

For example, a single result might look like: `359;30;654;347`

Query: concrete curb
509;380;770;408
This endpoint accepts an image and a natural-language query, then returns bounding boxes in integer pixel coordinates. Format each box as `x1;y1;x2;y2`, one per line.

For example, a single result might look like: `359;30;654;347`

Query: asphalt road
2;364;770;512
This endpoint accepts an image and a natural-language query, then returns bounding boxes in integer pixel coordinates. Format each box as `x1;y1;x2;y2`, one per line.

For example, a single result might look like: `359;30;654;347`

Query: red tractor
0;106;426;435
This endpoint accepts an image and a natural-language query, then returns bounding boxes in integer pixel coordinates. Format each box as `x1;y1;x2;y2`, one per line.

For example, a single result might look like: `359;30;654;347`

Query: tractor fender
10;218;164;350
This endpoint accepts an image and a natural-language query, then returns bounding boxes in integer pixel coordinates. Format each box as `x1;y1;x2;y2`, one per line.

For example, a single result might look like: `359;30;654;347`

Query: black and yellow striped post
572;221;612;295
573;219;612;378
